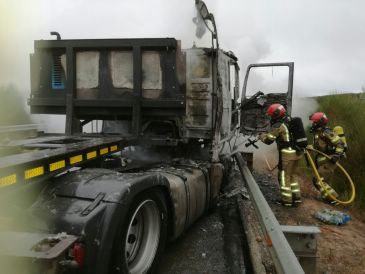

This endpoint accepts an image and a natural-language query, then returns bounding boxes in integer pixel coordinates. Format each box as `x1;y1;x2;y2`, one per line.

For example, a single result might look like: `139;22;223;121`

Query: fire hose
305;146;355;205
245;139;356;205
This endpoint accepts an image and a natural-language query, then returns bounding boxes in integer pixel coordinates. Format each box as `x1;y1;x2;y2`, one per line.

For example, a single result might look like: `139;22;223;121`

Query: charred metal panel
38;168;173;203
159;172;187;238
241;92;289;134
29;38;184;128
151;164;208;239
176;41;186;92
185;48;213;138
218;52;233;139
240;62;294;135
176;166;207;229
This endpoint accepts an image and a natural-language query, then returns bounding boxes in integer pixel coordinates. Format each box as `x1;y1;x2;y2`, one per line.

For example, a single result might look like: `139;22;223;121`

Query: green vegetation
0;85;30;126
316;93;365;208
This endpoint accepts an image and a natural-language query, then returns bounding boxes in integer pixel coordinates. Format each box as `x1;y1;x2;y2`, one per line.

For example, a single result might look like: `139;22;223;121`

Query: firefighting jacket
313;127;345;156
259;119;292;150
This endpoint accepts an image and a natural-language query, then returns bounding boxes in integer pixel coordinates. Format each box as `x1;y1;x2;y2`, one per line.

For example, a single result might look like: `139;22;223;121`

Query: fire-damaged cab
240;62;294;135
0;30;293;274
0;37;241;274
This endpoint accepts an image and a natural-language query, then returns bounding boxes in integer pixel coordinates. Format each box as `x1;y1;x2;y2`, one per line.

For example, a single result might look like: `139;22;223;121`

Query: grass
314;93;365;208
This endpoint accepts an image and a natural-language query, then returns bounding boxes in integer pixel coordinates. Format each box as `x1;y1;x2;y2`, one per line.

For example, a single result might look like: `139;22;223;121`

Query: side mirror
195;0;210;20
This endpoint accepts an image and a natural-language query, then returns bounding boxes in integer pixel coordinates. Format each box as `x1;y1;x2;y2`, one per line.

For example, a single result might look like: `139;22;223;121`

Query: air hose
305;146;356;205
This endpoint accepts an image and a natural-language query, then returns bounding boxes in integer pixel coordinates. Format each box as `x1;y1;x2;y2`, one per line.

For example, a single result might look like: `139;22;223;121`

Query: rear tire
109;189;168;274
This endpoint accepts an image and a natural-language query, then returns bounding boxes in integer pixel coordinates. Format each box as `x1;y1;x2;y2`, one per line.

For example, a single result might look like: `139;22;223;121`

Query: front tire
110;189;168;274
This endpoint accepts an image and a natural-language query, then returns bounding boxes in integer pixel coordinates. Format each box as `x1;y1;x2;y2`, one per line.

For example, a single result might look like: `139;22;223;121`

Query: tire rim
125;199;161;274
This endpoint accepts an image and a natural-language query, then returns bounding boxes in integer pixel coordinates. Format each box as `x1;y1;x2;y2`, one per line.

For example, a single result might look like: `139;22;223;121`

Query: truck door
240;62;294;135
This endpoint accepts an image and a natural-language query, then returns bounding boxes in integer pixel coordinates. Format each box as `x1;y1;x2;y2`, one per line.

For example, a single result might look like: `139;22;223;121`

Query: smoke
0;1;42;90
1;0;363;131
291;96;318;128
193;7;207;39
244;142;278;174
0;85;31;126
32;115;66;133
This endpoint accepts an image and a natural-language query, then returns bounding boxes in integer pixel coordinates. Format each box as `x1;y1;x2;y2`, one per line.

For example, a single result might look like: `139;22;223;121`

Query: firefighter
259;103;303;207
309;112;345;204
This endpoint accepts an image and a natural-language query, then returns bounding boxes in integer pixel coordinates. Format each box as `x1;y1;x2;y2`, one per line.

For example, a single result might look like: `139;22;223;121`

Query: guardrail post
281;225;320;274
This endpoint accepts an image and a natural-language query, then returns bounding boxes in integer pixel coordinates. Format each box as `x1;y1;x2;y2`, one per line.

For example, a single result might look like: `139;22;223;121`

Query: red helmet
309;112;328;126
266;104;286;119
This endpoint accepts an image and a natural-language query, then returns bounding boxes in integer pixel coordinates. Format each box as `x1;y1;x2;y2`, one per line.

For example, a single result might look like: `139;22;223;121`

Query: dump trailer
0;2;295;274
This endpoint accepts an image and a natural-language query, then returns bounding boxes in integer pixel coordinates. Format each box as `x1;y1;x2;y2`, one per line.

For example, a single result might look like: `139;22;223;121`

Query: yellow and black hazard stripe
0;143;121;188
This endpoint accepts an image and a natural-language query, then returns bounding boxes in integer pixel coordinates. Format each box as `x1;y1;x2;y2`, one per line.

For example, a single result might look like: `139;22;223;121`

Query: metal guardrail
0;124;40;142
0;124;39;133
235;152;305;274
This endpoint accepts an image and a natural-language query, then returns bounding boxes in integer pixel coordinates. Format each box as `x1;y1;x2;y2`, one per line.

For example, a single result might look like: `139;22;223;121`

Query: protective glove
258;133;265;141
330;154;340;164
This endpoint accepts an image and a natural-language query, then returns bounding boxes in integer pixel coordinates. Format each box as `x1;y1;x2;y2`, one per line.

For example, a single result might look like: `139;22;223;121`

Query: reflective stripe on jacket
313;127;345;155
260;121;292;150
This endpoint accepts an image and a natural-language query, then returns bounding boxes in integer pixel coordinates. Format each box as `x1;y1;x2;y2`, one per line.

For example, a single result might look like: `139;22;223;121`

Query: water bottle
314;209;351;225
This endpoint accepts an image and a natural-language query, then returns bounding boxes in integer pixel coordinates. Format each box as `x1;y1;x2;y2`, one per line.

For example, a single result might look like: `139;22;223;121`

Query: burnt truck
0;2;293;274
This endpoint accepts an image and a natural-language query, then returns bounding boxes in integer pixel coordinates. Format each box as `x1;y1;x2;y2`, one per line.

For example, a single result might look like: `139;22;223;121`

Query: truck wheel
110;189;168;274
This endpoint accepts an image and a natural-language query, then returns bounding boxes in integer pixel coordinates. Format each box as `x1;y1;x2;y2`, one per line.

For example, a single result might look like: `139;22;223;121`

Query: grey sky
1;0;365;96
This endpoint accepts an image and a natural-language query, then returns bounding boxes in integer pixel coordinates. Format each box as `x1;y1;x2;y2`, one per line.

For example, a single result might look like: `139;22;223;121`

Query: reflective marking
282;124;290;142
110;145;118;152
281;148;296;153
280;187;291;191
267;133;276;140
0;174;16;187
100;147;109;155
70;155;83;164
25;166;44;179
280;171;286;187
331;135;341;143
49;160;65;171
87;151;97;159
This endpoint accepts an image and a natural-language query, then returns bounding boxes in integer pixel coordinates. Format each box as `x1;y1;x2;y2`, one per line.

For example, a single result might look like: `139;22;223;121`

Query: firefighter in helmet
309;112;345;204
259;103;303;207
